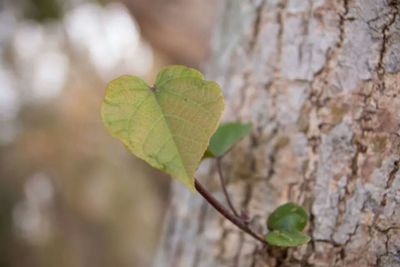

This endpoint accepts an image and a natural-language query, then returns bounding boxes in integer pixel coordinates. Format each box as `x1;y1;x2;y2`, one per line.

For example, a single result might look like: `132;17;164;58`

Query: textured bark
154;0;400;266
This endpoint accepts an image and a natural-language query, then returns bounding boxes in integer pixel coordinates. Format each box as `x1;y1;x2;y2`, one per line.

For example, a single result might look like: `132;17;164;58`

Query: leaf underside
101;65;224;190
265;230;310;247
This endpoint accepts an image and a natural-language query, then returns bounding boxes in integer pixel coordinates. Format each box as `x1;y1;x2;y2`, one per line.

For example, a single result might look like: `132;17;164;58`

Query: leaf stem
216;157;240;217
194;179;267;245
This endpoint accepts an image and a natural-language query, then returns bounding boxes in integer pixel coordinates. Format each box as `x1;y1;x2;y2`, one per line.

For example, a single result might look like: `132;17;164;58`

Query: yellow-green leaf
101;65;224;190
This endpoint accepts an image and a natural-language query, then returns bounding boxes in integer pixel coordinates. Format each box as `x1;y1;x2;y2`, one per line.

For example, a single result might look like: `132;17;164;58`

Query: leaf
206;122;252;157
266;202;310;247
267;202;308;232
265;230;310;247
101;65;224;191
202;149;216;158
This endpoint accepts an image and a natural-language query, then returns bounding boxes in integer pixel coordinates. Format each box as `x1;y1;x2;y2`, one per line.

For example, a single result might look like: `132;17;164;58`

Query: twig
194;179;267;245
216;157;240;217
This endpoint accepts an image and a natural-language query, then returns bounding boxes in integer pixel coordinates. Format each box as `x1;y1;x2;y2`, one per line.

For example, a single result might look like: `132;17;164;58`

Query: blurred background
0;0;218;266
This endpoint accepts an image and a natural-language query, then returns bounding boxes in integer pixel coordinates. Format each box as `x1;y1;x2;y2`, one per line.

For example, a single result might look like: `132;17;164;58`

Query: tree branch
216;157;240;217
194;178;267;245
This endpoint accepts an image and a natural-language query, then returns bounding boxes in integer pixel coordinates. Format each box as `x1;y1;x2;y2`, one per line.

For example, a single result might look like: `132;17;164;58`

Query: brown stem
216;157;240;217
194;179;267;245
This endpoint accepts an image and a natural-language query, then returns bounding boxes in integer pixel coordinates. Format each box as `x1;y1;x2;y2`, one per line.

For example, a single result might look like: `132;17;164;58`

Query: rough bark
154;0;400;266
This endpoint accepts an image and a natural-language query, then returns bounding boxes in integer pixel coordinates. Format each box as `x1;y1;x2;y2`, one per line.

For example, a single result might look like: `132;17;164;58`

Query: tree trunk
154;0;400;266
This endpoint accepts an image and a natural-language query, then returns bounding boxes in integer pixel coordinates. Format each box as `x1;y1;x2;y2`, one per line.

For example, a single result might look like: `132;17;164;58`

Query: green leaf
266;202;310;247
206;122;252;157
101;65;224;191
265;230;310;247
267;202;308;232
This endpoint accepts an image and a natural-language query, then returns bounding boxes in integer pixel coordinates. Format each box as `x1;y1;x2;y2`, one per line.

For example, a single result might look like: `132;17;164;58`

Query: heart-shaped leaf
205;122;252;158
101;65;224;190
266;202;310;247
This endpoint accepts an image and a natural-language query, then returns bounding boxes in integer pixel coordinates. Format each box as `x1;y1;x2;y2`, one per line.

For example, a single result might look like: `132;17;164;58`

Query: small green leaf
266;202;310;247
267;202;308;232
206;122;252;157
101;65;224;191
265;230;310;247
